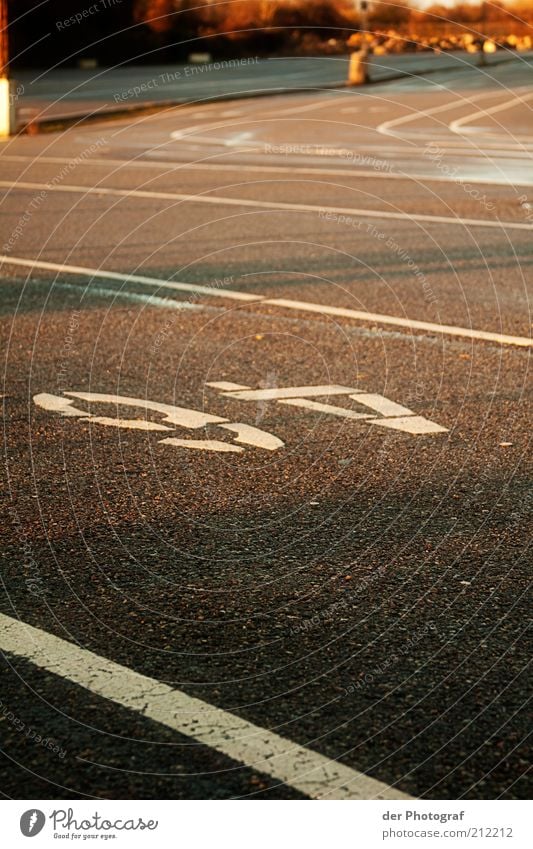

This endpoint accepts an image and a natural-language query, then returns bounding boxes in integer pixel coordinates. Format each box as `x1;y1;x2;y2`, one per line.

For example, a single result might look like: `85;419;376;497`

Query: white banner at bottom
2;800;530;848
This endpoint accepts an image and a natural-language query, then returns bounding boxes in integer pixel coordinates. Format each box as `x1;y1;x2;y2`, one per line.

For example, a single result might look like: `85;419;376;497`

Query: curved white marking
377;87;526;137
449;90;533;137
34;392;285;453
220;423;284;451
65;392;227;429
33;393;90;418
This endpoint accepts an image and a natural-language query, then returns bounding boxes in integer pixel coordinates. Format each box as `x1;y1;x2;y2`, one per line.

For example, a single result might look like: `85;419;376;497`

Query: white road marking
3;256;531;348
369;415;448;435
279;398;372;420
66;283;207;311
224;131;255;147
1;179;531;231
263;298;532;349
206;381;251;391
33;393;90;419
0;255;259;303
66;391;227;428
35;391;285;453
169;127;260;149
449;91;533;137
262;95;349;117
3;152;533;187
222;385;357;401
91;416;172;431
219;422;284;451
349;393;414;418
0;612;409;800
222;383;448;436
377;87;524;137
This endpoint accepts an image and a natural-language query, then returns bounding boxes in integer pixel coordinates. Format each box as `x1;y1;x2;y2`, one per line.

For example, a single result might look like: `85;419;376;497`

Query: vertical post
359;0;369;37
479;1;487;66
348;0;370;86
0;0;8;76
0;0;15;136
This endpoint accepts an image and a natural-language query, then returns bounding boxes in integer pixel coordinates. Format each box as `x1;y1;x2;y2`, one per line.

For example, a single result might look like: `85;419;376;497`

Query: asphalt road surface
1;54;531;800
15;50;522;124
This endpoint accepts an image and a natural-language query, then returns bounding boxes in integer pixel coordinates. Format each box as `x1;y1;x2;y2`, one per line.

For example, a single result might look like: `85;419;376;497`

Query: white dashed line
0;612;410;801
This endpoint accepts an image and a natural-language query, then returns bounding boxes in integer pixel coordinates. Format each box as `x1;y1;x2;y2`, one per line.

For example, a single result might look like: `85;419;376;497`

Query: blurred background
8;1;533;69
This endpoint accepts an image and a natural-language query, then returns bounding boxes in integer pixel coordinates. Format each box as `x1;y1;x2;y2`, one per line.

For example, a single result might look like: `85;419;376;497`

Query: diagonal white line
0;613;410;800
1;179;532;231
1;255;531;348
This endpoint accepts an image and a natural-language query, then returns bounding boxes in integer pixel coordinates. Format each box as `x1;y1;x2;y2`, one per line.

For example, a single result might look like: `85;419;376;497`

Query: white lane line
2;255;531;348
0;254;533;348
222;385;357;401
263;298;533;349
5;254;533;348
1;179;532;231
0;613;410;800
0;255;258;303
3;153;533;187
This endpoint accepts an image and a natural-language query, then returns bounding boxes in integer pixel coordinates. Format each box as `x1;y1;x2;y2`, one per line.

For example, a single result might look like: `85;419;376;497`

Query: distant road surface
15;50;526;125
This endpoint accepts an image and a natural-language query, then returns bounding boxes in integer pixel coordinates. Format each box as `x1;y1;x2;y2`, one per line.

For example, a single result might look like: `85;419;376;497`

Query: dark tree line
6;1;533;69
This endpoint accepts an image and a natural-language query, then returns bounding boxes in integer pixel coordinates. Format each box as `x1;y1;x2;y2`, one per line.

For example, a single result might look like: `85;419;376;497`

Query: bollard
348;49;369;86
0;77;16;136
